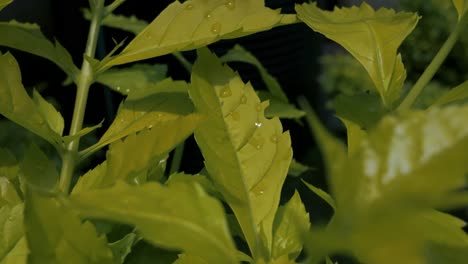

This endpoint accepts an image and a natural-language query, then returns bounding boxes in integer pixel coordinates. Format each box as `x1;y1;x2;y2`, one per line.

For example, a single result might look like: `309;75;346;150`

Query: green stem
173;51;192;73
397;20;464;112
59;0;105;194
105;0;127;15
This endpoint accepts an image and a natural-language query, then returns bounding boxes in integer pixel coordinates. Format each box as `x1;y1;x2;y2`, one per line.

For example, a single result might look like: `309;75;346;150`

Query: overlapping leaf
0;148;18;180
69;181;238;264
452;0;468;20
432;80;468;107
0;53;62;147
20;143;59;191
0;21;78;79
24;190;115;264
0;0;12;11
0;178;23;263
101;0;297;68
190;48;292;258
296;3;418;107
83;9;147;35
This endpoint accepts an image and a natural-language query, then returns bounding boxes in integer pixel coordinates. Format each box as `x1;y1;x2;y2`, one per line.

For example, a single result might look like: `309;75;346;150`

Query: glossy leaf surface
296;3;417;106
190;48;292;258
70;181;238;264
0;53;61;147
25;191;115;264
0;21;78;79
102;0;296;68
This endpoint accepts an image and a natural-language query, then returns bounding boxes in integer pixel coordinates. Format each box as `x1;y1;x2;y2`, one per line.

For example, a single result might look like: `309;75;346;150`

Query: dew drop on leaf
240;95;247;104
211;23;221;34
249;137;264;150
270;134;278;143
255;122;262;128
148;125;153;129
205;13;212;19
185;2;194;10
116;86;121;91
231;111;240;121
225;0;235;10
125;88;130;93
219;86;232;98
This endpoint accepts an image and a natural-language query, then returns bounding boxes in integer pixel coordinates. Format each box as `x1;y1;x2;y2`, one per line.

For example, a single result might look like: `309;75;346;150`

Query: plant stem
397;20;464;112
59;0;105;194
105;0;127;14
173;51;192;73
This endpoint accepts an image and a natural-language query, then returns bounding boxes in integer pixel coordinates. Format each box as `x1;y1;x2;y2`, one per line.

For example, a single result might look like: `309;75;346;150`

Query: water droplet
231;111;240;121
185;2;194;10
125;88;130;93
240;95;247;104
119;119;124;123
255;122;262;128
256;102;263;112
225;0;235;9
133;177;140;185
219;86;232;98
116;86;121;91
252;188;264;196
270;135;278;143
205;13;212;19
249;137;264;150
159;159;166;165
148;125;153;129
211;22;221;34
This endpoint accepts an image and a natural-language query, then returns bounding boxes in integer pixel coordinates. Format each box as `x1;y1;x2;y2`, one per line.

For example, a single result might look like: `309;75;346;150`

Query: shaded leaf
0;148;19;180
63;122;103;146
124;241;178;264
102;0;297;68
190;48;292;258
0;236;28;264
296;3;417;106
272;191;310;260
301;180;336;211
452;0;468;20
0;185;23;262
24;191;115;264
338;118;367;156
96;63;168;95
20;143;59;191
173;254;208;264
70;181;238;264
109;233;137;264
83;9;147;35
221;45;288;102
0;21;78;79
334;92;388;129
71;161;107;195
258;91;305;120
287;159;312;178
0;0;12;11
431;80;468;107
104;114;201;187
0;177;21;207
0;53;62;147
82;79;194;157
32;90;64;136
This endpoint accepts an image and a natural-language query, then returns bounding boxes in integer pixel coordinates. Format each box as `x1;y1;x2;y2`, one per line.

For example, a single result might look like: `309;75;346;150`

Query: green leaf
0;21;78;79
301;180;336;211
452;0;468;20
109;233;137;264
221;45;288;102
258;91;305;120
0;187;24;262
334;92;388;129
0;236;28;264
0;177;21;207
83;9;147;35
173;254;208;264
103;114;201;187
431;80;468;107
20;143;59;191
96;63;168;95
82;79;194;157
0;0;12;12
0;53;62;147
102;0;297;68
296;3;418;107
24;190;115;264
0;148;19;180
166;173;221;199
287;159;312;178
71;162;107;195
32;90;64;136
63;122;103;146
69;181;238;264
190;48;293;258
272;191;310;260
338;118;367;156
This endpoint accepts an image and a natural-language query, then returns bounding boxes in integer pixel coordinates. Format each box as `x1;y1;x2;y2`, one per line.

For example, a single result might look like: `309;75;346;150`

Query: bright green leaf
0;179;23;263
0;52;62;147
296;3;418;107
0;149;18;180
221;45;288;102
70;181;238;264
301;180;336;211
20;143;59;191
190;48;293;258
431;80;468;107
71;162;107;195
0;236;28;264
173;254;208;264
338;118;367;156
102;0;297;68
166;173;221;199
452;0;468;20
96;63;168;95
82;79;194;157
32;90;64;136
258;91;305;120
287;159;312;178
103;114;201;187
24;190;115;264
0;21;78;79
272;191;310;260
83;9;147;35
109;233;137;264
0;0;12;11
63;122;103;146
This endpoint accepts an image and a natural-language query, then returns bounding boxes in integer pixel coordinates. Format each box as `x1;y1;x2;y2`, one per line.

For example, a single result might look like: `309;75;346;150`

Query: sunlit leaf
452;0;468;20
258;91;305;120
24;190;115;264
431;80;468;107
166;173;221;199
70;181;238;264
103;114;201;187
96;63;168;95
82;79;194;157
71;162;107;195
0;0;12;11
0;148;18;180
32;90;64;136
221;45;288;102
296;3;418;107
301;180;336;211
20;143;59;191
0;53;62;147
338;118;367;156
0;21;78;79
190;48;292;258
272;191;309;260
0;236;28;264
83;9;147;35
102;0;297;68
